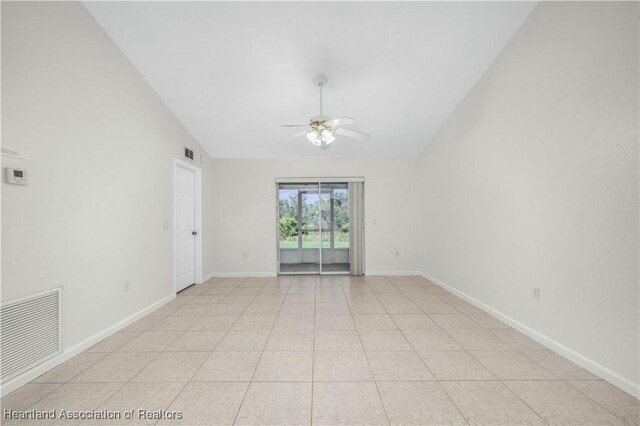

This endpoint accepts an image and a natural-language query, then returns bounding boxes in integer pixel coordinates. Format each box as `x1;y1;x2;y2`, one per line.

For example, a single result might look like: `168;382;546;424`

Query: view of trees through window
279;186;349;249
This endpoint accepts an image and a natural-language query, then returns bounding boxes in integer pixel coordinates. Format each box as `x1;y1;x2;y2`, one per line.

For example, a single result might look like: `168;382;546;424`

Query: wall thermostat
5;168;27;185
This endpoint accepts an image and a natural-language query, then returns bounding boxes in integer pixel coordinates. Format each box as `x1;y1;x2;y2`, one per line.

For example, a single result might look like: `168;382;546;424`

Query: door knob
192;231;198;236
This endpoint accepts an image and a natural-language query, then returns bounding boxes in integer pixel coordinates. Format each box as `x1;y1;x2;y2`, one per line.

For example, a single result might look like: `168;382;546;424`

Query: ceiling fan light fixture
321;129;335;144
307;130;321;145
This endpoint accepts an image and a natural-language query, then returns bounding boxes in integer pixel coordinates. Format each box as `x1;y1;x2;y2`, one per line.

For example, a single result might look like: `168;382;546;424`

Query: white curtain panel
348;182;365;275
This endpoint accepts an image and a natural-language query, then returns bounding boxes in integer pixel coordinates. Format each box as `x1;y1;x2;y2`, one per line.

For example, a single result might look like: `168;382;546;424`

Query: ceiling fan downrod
314;75;328;118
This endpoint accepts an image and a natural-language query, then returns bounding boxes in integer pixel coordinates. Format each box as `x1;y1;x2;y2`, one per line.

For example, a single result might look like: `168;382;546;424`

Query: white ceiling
84;2;535;158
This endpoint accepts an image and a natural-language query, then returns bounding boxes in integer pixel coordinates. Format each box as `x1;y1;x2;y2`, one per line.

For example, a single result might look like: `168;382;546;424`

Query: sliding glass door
278;182;350;274
278;184;320;273
320;183;350;272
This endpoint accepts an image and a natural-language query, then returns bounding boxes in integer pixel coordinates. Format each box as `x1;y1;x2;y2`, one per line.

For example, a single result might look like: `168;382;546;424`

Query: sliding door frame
276;177;364;276
276;183;321;275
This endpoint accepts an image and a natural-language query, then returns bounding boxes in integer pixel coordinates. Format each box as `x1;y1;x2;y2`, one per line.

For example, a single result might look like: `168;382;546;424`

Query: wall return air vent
0;288;62;384
184;147;194;160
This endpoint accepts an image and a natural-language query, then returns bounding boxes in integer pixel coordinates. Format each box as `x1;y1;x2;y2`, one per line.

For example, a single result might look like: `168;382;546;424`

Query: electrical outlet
372;218;377;225
532;287;540;301
124;281;130;292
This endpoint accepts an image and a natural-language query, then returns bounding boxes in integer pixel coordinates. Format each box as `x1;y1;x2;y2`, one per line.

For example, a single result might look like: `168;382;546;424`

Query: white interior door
175;164;196;291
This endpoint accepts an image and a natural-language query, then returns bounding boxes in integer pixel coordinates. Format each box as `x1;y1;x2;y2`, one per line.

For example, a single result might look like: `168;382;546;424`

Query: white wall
417;2;639;395
205;157;420;276
1;1;212;356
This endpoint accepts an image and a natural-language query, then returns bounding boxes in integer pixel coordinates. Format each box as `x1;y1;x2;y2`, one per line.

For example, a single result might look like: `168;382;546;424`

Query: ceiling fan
282;75;370;150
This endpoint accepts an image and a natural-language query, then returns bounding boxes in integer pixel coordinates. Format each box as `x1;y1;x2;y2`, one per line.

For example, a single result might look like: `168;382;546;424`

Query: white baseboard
419;271;640;399
366;271;423;276
0;293;176;397
204;272;277;279
206;271;424;278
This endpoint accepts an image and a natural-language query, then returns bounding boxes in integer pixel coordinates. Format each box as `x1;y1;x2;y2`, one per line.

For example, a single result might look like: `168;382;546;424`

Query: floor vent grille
1;288;62;383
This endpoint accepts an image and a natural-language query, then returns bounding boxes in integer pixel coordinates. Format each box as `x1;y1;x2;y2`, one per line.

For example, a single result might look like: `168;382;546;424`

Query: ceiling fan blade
325;116;355;127
279;130;308;143
335;127;370;140
281;124;309;127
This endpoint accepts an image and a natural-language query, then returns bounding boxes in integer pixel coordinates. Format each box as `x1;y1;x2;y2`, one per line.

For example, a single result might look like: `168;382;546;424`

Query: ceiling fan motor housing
314;75;328;86
310;115;331;124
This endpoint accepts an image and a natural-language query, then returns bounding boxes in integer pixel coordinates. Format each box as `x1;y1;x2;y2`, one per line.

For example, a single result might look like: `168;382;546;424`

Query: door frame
275;177;364;275
276;183;318;275
174;158;203;292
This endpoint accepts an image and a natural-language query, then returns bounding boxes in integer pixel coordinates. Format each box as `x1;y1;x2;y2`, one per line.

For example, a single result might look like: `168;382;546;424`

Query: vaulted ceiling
84;2;536;158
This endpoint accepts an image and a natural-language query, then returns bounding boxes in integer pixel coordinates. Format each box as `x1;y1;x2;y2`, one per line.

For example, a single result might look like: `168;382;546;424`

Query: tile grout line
416;277;554;425
513;350;631;424
155;277;251;424
441;299;553;425
310;275;319;426
433;303;579;426
68;350;164;417
32;352;110;386
2;383;65;418
153;276;250;426
231;275;292;425
403;278;483;424
150;381;190;426
78;382;130;426
344;276;392;426
385;277;473;425
561;380;633;424
377;276;472;425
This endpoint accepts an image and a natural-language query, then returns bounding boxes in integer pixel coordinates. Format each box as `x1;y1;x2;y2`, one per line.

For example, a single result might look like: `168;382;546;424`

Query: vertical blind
348;182;365;275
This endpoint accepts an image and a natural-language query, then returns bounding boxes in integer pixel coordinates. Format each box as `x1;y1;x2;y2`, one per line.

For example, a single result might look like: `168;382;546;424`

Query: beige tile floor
2;275;638;425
